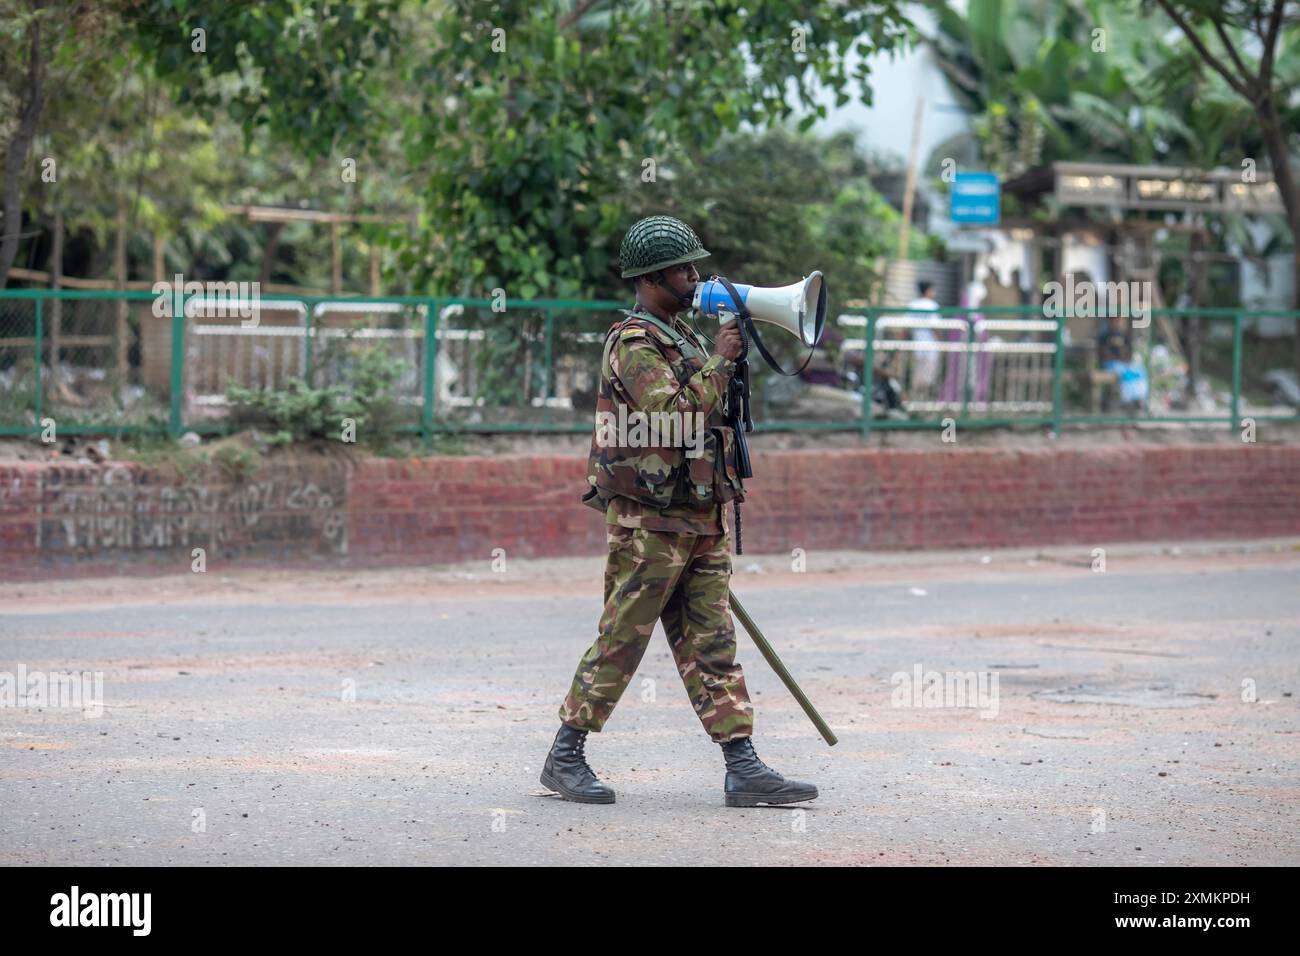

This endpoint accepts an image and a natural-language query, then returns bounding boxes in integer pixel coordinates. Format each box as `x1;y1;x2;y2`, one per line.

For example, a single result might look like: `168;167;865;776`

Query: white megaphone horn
691;272;827;348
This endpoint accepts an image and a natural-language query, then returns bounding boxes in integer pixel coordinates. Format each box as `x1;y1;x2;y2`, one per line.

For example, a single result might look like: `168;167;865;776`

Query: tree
122;1;913;300
622;128;897;308
127;0;427;291
130;0;402;161
10;1;917;302
1;0;131;286
922;0;1204;176
1146;0;1300;335
401;0;913;300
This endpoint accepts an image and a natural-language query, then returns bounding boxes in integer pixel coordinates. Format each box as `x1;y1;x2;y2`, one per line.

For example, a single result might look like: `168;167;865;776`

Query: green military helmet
619;215;710;278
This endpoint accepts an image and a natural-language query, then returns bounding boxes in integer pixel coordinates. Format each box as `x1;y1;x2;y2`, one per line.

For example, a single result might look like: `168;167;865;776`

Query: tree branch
559;0;600;32
1257;0;1286;85
1212;19;1254;87
1153;0;1255;101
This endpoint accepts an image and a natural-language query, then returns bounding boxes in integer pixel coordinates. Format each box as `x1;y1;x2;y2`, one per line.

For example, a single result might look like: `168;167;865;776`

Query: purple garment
938;295;991;404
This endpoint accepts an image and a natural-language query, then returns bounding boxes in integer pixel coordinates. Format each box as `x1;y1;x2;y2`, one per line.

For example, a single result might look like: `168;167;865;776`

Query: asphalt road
2;539;1297;866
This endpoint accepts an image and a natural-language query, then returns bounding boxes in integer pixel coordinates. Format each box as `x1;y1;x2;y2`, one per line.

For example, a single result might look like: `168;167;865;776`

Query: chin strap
652;270;696;309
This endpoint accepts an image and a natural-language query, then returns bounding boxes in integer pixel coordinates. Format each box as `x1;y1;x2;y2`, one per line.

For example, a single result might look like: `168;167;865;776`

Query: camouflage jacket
582;307;746;533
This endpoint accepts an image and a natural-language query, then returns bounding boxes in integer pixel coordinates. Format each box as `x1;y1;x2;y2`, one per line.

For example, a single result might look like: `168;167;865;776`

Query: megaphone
692;272;827;347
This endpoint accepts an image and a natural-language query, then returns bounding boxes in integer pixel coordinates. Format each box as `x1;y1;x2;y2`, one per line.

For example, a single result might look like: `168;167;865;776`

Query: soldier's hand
713;319;742;362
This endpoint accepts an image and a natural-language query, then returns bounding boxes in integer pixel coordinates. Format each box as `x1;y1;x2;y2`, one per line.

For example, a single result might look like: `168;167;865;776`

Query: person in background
941;268;991;405
907;280;941;395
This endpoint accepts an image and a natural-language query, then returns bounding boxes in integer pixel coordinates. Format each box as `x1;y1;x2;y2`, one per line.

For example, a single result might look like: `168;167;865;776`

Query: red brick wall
0;460;350;579
347;456;607;563
2;445;1297;579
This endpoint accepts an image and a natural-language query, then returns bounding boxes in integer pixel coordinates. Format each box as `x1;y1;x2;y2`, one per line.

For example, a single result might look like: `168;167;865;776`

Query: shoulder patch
631;323;678;346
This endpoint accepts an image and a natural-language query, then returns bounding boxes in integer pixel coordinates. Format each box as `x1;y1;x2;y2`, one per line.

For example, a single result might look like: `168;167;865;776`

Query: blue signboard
951;171;1001;224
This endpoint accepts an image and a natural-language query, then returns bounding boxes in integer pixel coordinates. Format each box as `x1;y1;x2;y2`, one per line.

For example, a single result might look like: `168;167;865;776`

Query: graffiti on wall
37;465;348;557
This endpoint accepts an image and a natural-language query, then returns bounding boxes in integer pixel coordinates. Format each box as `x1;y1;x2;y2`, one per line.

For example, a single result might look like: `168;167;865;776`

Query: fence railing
0;290;1297;446
843;305;1300;434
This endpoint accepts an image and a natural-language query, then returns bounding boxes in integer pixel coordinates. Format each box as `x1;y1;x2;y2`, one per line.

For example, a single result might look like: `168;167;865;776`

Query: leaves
403;0;911;301
131;0;403;161
921;0;1284;171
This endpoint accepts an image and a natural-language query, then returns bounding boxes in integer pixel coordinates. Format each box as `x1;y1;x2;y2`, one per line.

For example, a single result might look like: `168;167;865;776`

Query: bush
225;335;411;451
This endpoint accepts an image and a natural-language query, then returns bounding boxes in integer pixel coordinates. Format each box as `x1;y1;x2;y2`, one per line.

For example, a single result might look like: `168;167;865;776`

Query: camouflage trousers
558;524;754;743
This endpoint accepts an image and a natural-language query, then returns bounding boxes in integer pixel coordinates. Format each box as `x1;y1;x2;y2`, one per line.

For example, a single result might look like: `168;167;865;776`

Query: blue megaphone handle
696;278;753;317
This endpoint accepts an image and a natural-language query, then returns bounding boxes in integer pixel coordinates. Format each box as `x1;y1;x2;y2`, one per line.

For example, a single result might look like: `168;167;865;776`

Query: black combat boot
540;723;615;804
719;736;818;807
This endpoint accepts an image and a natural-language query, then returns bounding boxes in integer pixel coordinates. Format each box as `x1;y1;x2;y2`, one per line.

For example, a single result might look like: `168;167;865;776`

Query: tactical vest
583;309;745;512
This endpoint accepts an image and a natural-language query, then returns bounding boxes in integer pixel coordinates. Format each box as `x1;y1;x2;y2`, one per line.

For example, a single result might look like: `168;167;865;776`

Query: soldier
540;215;819;808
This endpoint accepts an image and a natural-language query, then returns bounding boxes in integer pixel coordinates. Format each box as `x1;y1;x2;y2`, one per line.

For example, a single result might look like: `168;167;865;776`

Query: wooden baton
728;589;838;746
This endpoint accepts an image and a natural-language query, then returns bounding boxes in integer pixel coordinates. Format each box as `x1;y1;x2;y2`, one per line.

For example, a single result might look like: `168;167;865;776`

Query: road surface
2;538;1297;865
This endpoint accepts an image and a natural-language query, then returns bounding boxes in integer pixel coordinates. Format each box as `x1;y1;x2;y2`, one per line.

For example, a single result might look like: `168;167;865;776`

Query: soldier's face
650;263;699;311
667;262;700;289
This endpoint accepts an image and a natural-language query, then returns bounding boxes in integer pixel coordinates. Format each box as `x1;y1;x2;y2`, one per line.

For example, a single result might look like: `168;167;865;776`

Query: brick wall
1;444;1296;579
0;460;350;579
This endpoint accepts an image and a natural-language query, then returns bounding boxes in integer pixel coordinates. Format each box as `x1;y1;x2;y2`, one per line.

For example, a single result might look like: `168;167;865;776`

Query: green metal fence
849;304;1300;434
0;289;1296;448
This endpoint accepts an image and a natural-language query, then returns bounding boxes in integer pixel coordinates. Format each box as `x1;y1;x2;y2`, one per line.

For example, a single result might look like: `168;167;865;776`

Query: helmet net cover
619;215;710;278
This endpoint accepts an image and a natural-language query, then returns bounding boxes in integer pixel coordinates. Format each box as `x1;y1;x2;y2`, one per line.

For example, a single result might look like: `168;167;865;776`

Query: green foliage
209;439;261;480
115;432;209;483
926;0;1199;172
447;125;907;408
622;128;898;309
225;330;412;450
131;0;402;160
401;0;912;299
225;377;343;445
925;0;1299;176
12;2;919;303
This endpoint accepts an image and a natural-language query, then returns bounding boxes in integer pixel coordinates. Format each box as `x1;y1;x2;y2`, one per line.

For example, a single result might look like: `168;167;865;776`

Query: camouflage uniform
558;307;754;743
